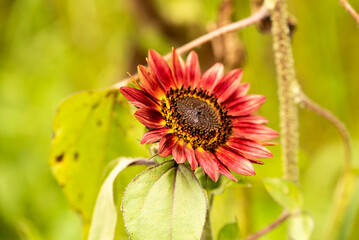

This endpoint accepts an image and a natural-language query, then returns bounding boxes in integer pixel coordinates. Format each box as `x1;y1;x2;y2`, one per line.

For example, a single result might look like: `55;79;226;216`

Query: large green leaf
122;160;207;240
49;89;148;239
263;178;302;213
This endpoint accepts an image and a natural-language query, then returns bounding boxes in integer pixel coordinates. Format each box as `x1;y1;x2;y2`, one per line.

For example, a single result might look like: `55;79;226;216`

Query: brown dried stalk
112;6;270;88
298;92;352;169
339;0;359;26
243;211;291;240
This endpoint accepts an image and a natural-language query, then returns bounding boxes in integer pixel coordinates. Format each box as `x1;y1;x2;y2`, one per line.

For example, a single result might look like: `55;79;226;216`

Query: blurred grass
0;0;358;239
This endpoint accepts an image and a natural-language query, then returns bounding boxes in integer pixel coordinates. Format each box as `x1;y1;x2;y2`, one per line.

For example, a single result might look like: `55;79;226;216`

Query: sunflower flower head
120;48;278;182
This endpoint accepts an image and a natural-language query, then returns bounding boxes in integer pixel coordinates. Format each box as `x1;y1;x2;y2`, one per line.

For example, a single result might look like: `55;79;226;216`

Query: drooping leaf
88;157;151;240
217;222;240;240
288;212;314;240
49;89;148;239
263;178;302;213
122;160;207;240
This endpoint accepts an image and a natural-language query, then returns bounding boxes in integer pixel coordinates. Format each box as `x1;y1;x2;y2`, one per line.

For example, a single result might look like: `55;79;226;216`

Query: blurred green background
1;0;359;239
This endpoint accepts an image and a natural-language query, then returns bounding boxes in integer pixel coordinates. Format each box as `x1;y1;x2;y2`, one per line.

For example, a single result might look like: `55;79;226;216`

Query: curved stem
243;211;290;240
339;0;359;26
129;159;157;166
298;92;352;170
112;6;270;88
271;0;299;183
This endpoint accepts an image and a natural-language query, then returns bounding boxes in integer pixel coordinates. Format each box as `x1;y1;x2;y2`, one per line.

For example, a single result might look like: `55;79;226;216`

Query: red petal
227;137;273;159
195;148;219;182
199;63;224;93
227;95;266;116
134;107;165;129
184;144;198;170
140;128;170;144
232;115;269;125
171;48;185;88
213;69;243;103
148;49;176;91
247;157;264;165
223;82;250;106
158;134;176;157
184;51;201;88
215;146;256;176
172;140;186;164
138;65;165;99
216;159;237;182
120;86;159;109
233;123;279;141
236;82;250;97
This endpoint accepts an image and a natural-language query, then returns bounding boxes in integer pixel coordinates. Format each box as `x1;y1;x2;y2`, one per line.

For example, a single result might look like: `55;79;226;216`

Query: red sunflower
120;48;278;182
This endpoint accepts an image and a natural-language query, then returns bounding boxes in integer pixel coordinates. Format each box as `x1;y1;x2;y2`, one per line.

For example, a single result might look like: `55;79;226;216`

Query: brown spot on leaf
106;91;113;98
97;120;102;126
106;90;118;98
92;102;99;110
74;152;79;161
56;153;64;162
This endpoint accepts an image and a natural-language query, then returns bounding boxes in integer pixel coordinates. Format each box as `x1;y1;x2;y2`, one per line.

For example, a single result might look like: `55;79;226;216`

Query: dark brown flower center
176;97;220;131
161;87;232;151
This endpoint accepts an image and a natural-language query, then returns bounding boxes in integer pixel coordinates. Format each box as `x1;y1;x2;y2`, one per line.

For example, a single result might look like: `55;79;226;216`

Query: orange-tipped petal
172;140;186;164
227;137;273;159
199;63;224;93
184;144;198;170
120;86;159;109
213;69;243;103
216;160;237;182
134;107;165;129
148;49;177;91
233;123;279;141
171;48;185;88
138;65;165;100
215;146;256;176
140;128;170;144
158;134;176;157
232;115;269;125
195;148;219;182
227;95;266;116
184;51;201;88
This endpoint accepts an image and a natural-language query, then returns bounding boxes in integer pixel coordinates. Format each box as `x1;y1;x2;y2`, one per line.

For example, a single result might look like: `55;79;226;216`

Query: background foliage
0;0;358;239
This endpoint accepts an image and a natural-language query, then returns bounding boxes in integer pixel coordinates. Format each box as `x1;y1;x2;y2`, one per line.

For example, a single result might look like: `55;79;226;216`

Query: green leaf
122;160;207;240
329;170;359;240
49;89;148;239
16;217;42;240
88;157;148;240
288;212;314;240
217;222;240;240
263;178;302;213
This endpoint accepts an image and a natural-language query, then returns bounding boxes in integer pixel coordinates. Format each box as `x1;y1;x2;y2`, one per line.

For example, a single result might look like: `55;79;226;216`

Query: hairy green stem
202;207;213;240
271;0;299;183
